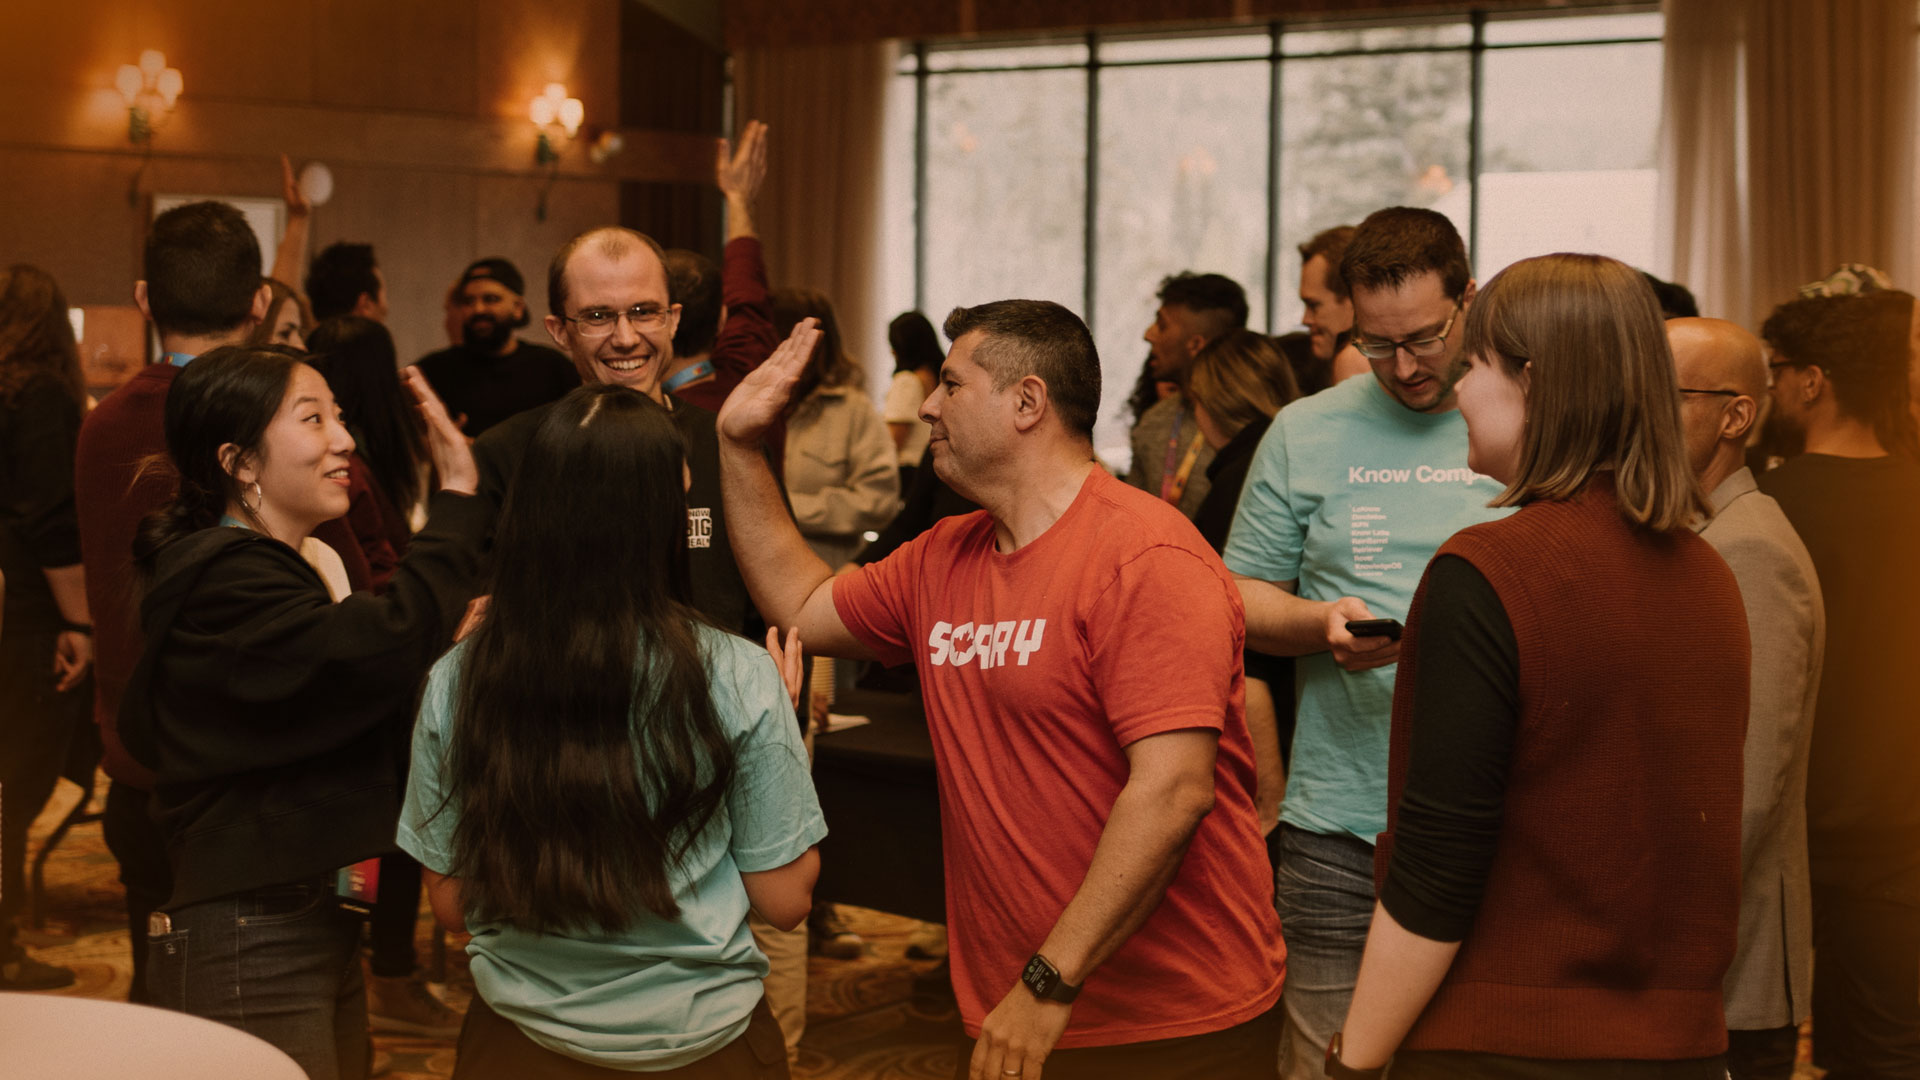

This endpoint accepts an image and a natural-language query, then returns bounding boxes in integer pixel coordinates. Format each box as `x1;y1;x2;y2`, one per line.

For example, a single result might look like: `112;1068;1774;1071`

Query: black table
812;688;946;924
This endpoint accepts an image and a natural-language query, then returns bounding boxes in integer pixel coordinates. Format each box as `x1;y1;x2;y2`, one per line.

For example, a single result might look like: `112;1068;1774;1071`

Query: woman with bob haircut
1328;254;1750;1079
398;384;823;1079
120;344;486;1080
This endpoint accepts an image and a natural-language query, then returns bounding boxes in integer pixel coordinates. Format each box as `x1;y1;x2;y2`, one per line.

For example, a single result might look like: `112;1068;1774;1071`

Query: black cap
458;257;524;297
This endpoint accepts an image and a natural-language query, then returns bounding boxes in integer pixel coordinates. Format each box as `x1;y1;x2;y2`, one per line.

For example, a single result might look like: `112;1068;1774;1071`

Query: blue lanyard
164;352;195;367
663;359;715;393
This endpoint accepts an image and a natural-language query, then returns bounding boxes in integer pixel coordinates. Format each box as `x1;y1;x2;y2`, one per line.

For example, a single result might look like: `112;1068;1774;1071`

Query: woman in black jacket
121;345;483;1080
0;264;93;990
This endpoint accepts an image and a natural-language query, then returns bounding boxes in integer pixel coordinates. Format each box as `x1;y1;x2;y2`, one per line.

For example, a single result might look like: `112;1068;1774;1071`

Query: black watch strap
1324;1033;1386;1080
1020;954;1080;1004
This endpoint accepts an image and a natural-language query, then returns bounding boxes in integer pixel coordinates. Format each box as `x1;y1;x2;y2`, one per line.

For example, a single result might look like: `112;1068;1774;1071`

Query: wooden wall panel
0;0;706;370
310;0;476;115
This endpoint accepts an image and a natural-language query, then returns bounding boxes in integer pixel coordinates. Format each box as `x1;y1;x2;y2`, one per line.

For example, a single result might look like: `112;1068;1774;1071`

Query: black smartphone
1345;618;1403;641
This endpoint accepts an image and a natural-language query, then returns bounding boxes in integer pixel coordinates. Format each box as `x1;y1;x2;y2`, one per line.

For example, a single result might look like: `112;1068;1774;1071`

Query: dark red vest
1378;477;1749;1060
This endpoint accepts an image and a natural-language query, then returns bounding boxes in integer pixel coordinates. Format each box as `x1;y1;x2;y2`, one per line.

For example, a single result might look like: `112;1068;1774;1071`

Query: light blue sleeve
1223;412;1306;582
395;647;463;876
712;636;828;873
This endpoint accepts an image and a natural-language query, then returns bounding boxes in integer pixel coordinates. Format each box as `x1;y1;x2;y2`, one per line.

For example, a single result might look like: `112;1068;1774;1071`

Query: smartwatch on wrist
1324;1033;1386;1080
1019;954;1080;1004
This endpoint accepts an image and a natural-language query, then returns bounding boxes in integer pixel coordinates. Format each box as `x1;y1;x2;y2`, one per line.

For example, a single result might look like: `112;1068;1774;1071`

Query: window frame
898;5;1662;332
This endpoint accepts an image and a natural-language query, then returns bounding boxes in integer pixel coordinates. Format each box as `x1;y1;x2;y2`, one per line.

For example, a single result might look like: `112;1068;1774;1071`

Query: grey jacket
1698;467;1824;1029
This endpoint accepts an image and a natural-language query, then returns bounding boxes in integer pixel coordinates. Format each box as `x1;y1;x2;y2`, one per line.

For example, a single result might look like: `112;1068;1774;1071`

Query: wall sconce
530;82;582;222
530;82;584;166
116;50;182;145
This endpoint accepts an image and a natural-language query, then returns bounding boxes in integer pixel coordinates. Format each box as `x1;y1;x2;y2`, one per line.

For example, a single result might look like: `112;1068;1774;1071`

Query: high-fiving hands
716;317;819;447
404;367;479;495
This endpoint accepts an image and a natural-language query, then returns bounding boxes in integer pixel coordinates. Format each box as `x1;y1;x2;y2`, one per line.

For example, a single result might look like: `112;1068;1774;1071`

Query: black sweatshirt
119;491;487;907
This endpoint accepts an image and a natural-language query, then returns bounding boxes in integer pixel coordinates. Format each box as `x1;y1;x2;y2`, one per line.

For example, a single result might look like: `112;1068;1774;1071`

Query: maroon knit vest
1377;477;1749;1060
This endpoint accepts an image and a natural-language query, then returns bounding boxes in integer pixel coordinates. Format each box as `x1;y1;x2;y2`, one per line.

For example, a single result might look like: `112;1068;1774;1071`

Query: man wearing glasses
1222;206;1511;1079
1668;317;1824;1080
471;226;755;638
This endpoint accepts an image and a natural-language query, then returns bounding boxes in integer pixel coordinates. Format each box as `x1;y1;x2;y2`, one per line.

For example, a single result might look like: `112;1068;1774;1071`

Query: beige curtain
1662;0;1917;327
731;42;893;370
1659;0;1750;325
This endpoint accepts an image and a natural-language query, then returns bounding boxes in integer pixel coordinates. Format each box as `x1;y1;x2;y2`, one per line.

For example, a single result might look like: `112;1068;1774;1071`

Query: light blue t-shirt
397;625;826;1071
1223;374;1511;842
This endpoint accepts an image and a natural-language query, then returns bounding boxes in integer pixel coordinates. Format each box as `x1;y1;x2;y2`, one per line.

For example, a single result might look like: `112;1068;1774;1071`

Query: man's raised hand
716;317;818;446
717;120;769;206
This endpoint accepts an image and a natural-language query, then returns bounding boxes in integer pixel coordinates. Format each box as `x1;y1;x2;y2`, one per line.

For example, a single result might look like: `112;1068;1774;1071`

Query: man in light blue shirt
1225;206;1509;1080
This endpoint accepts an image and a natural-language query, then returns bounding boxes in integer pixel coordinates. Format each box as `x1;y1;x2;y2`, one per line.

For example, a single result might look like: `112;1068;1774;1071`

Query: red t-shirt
833;466;1284;1047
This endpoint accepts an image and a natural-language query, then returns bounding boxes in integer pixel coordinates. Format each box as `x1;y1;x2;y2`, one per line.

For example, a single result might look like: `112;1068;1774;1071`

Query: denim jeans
1272;823;1376;1080
147;877;369;1080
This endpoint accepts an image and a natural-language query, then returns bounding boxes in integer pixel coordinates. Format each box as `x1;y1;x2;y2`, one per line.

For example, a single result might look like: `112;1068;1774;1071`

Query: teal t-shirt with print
1223;374;1511;843
397;624;825;1071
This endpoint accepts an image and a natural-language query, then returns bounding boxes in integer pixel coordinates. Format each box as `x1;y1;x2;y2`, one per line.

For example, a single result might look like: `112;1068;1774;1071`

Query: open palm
716;318;819;445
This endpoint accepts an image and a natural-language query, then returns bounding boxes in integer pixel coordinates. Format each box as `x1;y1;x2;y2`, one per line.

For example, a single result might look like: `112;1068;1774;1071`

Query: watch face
1022;955;1059;997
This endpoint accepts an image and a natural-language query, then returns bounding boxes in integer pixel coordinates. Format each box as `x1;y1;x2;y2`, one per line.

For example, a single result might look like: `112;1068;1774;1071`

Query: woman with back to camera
307;315;429;542
1328;254;1750;1079
397;384;824;1079
0;264;93;990
120;345;486;1080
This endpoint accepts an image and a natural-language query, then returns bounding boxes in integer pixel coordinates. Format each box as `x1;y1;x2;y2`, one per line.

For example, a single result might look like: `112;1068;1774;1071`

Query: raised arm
716;320;873;660
269;154;311;291
718;119;768;244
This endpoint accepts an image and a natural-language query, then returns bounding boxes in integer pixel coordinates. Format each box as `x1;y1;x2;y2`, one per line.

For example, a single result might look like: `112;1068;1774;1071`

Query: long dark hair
446;385;735;931
305;316;427;514
772;286;855;397
888;310;943;377
133;346;303;572
0;264;85;409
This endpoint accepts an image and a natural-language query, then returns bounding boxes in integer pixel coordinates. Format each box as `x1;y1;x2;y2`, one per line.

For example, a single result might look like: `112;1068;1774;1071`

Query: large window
879;8;1664;465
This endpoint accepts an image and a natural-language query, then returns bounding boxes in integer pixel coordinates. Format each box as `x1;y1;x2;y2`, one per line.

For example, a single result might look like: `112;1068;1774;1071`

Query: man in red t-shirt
718;300;1284;1080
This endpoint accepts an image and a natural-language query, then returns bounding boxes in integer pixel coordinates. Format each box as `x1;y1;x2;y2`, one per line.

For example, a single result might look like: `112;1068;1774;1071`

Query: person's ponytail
133;346;301;576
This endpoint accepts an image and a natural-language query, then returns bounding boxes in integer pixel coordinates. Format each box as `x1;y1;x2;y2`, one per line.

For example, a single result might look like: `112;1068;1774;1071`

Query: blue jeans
1272;824;1376;1080
147;877;369;1080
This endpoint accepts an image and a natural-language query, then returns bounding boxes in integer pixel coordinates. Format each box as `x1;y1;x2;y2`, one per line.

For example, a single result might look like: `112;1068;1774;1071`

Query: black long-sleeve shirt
0;379;83;631
1380;554;1517;943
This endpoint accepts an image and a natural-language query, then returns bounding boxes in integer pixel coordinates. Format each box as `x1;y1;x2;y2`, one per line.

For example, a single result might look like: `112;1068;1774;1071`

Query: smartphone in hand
1345;618;1403;641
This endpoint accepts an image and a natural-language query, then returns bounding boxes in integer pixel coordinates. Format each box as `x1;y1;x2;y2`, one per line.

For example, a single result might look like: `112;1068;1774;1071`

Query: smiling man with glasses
1224;206;1513;1080
469;226;759;645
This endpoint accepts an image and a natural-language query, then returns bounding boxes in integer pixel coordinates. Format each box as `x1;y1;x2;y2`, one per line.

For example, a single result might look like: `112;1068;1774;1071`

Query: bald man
1670;318;1825;1080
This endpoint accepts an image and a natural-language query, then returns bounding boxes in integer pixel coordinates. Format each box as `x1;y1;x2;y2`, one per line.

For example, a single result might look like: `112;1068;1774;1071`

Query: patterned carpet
19;772;963;1079
19;774;1824;1079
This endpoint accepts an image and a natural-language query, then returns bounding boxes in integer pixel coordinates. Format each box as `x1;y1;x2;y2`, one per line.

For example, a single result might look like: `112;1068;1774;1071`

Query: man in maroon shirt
74;200;273;1002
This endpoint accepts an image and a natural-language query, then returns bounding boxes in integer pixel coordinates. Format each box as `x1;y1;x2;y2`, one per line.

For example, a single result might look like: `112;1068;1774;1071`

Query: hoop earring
244;481;265;514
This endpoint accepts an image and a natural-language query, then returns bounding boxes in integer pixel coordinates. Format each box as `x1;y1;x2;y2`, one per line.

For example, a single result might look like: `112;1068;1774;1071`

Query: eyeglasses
1351;304;1462;360
1678;388;1741;397
559;304;671;338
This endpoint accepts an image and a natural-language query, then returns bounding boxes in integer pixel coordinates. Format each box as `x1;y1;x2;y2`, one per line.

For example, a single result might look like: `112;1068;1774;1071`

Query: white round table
0;992;308;1079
